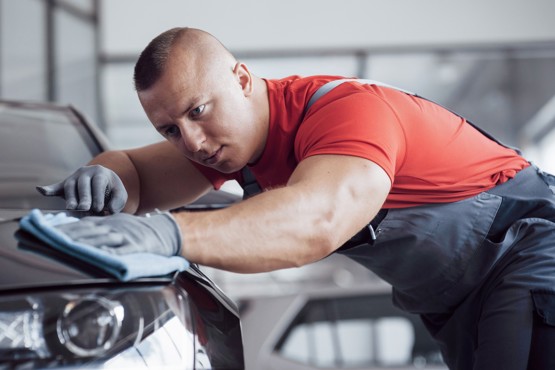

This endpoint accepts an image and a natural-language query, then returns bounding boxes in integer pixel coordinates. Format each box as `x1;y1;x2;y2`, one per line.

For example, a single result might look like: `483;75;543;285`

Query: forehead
162;49;207;95
139;55;209;113
139;41;237;118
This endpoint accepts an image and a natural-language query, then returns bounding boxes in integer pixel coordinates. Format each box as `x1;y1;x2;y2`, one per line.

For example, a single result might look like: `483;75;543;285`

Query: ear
233;62;254;97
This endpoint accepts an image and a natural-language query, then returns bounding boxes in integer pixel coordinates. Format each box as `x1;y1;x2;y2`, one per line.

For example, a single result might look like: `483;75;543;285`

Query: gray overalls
242;79;555;369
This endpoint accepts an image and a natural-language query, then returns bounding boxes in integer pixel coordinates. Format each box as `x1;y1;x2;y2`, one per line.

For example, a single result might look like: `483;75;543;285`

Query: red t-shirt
196;75;529;208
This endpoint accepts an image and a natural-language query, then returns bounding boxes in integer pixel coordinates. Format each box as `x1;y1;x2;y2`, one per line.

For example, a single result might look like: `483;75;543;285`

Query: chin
217;164;238;174
216;160;245;174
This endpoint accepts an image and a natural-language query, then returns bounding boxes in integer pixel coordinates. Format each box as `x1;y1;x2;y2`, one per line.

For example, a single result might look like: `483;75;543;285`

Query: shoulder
265;75;351;106
294;82;409;180
307;81;405;114
303;81;406;127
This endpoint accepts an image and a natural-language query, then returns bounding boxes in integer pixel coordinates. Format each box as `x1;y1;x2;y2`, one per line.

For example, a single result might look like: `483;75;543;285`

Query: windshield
0;103;104;210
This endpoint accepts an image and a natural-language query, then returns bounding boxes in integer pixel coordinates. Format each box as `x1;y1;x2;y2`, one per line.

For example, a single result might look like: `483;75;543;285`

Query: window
0;0;47;101
54;7;98;123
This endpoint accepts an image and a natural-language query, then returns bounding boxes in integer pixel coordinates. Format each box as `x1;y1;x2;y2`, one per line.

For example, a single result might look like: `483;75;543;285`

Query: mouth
202;147;223;166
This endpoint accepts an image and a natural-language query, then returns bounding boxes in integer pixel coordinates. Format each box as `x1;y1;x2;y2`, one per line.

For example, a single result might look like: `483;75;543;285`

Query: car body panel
0;218;118;290
0;214;244;368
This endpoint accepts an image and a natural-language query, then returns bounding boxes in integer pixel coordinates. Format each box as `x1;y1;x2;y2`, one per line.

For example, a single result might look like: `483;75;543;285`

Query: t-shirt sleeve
294;88;407;183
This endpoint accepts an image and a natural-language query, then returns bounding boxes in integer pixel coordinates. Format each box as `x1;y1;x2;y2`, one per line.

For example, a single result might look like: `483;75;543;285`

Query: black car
0;100;244;369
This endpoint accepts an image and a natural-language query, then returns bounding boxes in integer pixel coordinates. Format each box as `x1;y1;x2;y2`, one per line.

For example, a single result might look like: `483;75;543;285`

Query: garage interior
1;1;554;368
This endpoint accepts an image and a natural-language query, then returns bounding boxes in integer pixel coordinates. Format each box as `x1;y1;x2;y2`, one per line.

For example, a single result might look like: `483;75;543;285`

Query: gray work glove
37;165;127;214
55;212;182;256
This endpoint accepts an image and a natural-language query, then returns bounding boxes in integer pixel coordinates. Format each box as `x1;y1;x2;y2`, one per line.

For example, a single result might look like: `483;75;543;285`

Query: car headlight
0;297;47;360
0;284;199;369
56;295;124;357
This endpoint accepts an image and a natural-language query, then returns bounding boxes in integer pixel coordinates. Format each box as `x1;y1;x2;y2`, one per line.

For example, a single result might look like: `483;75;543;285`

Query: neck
253;76;269;122
248;76;270;164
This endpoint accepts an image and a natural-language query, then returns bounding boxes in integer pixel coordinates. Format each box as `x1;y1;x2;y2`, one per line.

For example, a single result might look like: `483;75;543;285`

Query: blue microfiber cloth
19;209;189;281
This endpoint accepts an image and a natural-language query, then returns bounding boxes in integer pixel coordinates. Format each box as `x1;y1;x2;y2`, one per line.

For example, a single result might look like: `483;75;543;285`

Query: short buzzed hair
133;27;186;92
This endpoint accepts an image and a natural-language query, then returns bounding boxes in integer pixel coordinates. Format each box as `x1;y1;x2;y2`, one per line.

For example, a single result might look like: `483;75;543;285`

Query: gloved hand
55;212;182;256
37;165;127;214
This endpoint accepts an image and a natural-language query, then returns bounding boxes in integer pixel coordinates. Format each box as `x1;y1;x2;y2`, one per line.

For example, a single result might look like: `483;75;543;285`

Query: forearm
88;142;213;214
120;142;212;214
174;188;338;273
174;156;390;273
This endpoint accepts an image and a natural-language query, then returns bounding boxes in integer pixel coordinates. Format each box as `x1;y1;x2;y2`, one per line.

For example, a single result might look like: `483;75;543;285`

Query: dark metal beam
0;0;3;97
91;0;105;131
53;0;96;23
355;51;368;79
521;94;555;144
99;40;555;65
45;0;56;102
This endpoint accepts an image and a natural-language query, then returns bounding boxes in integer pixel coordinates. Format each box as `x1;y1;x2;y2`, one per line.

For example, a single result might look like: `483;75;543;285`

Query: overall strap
241;166;261;200
306;78;415;112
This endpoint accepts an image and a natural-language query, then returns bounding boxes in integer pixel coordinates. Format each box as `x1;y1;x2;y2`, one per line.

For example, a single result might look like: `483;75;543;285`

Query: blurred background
0;0;555;370
1;1;554;366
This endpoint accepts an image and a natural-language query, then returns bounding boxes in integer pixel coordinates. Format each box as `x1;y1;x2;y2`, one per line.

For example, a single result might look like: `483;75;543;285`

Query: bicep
287;154;391;247
124;141;212;213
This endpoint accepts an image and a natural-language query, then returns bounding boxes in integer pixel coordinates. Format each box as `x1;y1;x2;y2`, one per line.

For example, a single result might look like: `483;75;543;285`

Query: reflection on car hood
0;217;173;291
0;208;31;222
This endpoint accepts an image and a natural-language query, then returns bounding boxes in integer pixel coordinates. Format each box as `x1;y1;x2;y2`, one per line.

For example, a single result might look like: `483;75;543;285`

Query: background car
238;281;448;370
0;99;244;369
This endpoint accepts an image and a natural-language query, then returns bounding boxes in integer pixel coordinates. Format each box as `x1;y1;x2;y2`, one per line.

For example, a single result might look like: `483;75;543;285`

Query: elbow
292;218;341;268
315;228;342;259
315;207;346;253
291;237;337;269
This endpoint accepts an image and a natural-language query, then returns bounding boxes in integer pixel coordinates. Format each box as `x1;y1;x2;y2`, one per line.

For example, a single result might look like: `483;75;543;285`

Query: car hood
0;208;30;222
0;216;173;291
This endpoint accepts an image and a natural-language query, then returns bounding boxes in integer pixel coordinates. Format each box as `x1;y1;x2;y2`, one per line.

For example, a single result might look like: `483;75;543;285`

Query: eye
189;104;205;118
163;125;180;139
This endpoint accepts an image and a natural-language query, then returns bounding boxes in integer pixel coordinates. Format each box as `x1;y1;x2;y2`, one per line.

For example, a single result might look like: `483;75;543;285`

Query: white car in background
239;282;448;370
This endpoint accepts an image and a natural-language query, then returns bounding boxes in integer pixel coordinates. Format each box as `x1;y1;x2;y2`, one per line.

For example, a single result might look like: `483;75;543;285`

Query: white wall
98;0;555;174
101;0;555;55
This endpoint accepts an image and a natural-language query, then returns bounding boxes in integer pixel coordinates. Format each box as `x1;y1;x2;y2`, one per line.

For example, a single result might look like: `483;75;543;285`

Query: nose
180;122;205;153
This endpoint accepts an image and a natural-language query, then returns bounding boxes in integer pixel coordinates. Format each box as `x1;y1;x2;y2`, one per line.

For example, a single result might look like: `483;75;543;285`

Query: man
39;27;555;369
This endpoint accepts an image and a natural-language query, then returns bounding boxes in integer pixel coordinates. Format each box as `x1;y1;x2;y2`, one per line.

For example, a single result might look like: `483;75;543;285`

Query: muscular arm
175;154;391;273
90;141;212;214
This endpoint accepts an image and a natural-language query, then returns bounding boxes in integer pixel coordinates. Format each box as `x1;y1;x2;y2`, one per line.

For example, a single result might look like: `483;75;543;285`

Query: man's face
138;50;263;174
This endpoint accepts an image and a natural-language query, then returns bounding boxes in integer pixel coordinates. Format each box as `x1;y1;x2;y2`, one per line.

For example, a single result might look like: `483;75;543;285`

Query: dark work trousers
338;164;555;369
